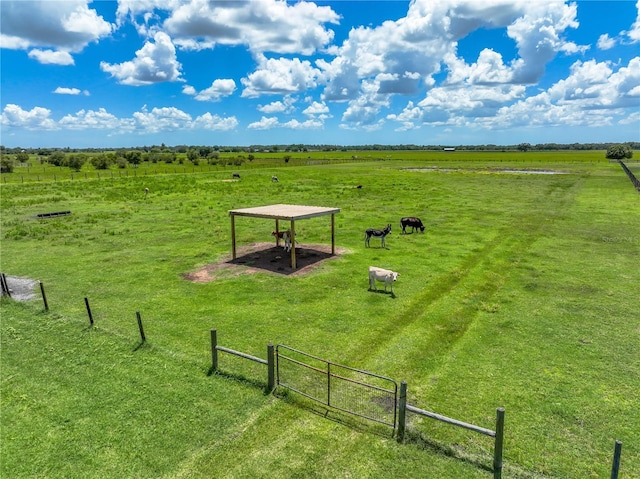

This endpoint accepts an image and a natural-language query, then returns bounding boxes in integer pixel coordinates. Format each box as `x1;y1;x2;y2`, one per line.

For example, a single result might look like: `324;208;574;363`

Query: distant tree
15;151;30;163
48;151;66;166
187;149;200;162
606;144;633;160
0;157;14;173
125;150;142;166
248;154;255;162
66;153;87;172
517;143;532;152
90;154;112;170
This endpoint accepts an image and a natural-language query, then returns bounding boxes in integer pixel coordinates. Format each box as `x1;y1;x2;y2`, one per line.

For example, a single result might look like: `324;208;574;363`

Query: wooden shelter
229;204;341;269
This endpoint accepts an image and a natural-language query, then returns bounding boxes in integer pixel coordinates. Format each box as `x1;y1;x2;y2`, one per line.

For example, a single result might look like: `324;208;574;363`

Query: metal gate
276;345;398;428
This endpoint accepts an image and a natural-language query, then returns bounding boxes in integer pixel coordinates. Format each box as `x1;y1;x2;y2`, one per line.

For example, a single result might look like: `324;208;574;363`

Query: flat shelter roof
228;204;341;270
229;204;340;220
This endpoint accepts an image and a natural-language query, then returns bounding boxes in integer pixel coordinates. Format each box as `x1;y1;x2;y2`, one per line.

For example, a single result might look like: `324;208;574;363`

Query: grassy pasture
1;152;639;478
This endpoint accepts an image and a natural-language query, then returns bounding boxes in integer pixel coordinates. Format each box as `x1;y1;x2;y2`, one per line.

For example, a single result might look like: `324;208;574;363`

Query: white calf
368;266;399;294
271;229;292;252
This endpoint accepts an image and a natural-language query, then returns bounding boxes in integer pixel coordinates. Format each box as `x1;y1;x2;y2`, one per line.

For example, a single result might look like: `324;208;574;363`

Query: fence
619;160;640;192
0;287;628;477
397;380;504;479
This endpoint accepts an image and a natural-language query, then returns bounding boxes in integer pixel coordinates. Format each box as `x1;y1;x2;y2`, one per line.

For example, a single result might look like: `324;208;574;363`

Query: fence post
267;343;275;392
493;407;505;479
211;328;218;371
136;311;146;342
610;440;622;479
39;281;49;311
1;273;11;298
397;380;407;442
84;297;94;325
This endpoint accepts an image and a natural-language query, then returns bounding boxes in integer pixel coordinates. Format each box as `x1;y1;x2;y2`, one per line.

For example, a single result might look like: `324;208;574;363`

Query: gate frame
276;344;398;429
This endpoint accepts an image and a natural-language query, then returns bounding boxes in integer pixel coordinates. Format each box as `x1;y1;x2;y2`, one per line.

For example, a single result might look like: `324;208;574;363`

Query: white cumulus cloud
0;0;112;63
100;32;183;85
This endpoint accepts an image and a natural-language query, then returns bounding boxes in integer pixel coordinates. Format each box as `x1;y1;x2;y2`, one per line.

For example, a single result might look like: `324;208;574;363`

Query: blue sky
1;0;639;148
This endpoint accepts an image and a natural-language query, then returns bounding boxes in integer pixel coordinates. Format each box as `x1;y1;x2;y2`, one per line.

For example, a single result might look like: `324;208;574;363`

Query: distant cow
232;173;241;179
365;224;391;247
271;176;279;182
272;229;292;252
400;217;425;234
368;266;399;294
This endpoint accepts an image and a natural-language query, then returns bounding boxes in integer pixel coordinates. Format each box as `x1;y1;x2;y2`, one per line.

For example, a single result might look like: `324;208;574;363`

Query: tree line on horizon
0;142;635;174
1;141;638;156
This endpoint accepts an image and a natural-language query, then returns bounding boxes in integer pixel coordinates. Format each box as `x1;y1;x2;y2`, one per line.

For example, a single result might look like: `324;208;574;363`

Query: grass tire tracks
353;174;585;373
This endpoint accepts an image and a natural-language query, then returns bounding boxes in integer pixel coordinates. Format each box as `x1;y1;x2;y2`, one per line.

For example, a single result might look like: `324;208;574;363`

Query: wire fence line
618;160;640;192
0;282;628;478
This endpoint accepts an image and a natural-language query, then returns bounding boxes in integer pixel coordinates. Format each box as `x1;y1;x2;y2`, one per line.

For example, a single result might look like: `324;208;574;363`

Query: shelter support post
331;213;336;255
231;214;237;260
290;220;296;269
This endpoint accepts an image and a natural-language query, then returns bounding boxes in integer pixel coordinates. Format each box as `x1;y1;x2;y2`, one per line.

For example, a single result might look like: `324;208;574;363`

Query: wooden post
275;219;281;247
136;311;146;342
230;214;237;260
290;220;296;269
39;281;48;311
493;407;505;479
85;297;94;325
1;273;10;298
397;380;407;442
267;343;275;392
610;440;622;479
331;213;336;255
211;328;218;371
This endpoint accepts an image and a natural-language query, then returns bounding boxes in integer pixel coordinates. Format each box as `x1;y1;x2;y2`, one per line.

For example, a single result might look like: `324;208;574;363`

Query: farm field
1;152;639;478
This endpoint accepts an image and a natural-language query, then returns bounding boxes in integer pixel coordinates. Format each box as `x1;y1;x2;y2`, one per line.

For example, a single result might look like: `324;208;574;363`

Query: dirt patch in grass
183;242;347;283
1;276;39;301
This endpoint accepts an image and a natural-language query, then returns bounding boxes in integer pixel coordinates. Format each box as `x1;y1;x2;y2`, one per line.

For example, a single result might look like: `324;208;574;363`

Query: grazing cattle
272;229;292;252
356;185;363;189
365;224;392;247
400;217;425;234
368;266;399;294
144;187;149;196
271;175;279;182
232;173;241;179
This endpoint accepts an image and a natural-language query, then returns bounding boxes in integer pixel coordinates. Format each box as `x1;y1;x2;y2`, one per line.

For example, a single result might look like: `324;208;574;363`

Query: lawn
1;152;638;478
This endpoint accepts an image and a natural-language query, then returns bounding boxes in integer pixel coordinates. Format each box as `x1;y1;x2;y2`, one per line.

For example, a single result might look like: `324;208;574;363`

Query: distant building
443;147;455;151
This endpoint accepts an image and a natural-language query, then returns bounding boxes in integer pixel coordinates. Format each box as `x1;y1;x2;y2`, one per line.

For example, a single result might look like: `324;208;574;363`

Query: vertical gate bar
275;345;281;386
327;362;331;407
267;343;275;392
211;329;218;371
397;381;407;442
493;407;505;479
610;440;622;479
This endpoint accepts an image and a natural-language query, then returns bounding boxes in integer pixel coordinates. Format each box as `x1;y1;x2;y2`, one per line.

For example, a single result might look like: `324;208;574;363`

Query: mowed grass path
1;154;638;478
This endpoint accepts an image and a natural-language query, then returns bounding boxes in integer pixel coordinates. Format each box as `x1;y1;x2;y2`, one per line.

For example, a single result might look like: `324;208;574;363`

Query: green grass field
1;152;638;478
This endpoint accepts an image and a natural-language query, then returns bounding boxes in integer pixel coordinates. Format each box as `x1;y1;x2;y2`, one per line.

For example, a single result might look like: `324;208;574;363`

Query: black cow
365;224;392;247
232;173;241;179
400;217;425;234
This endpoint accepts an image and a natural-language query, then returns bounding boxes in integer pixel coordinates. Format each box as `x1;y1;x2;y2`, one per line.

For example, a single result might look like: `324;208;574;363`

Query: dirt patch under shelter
183;242;347;283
